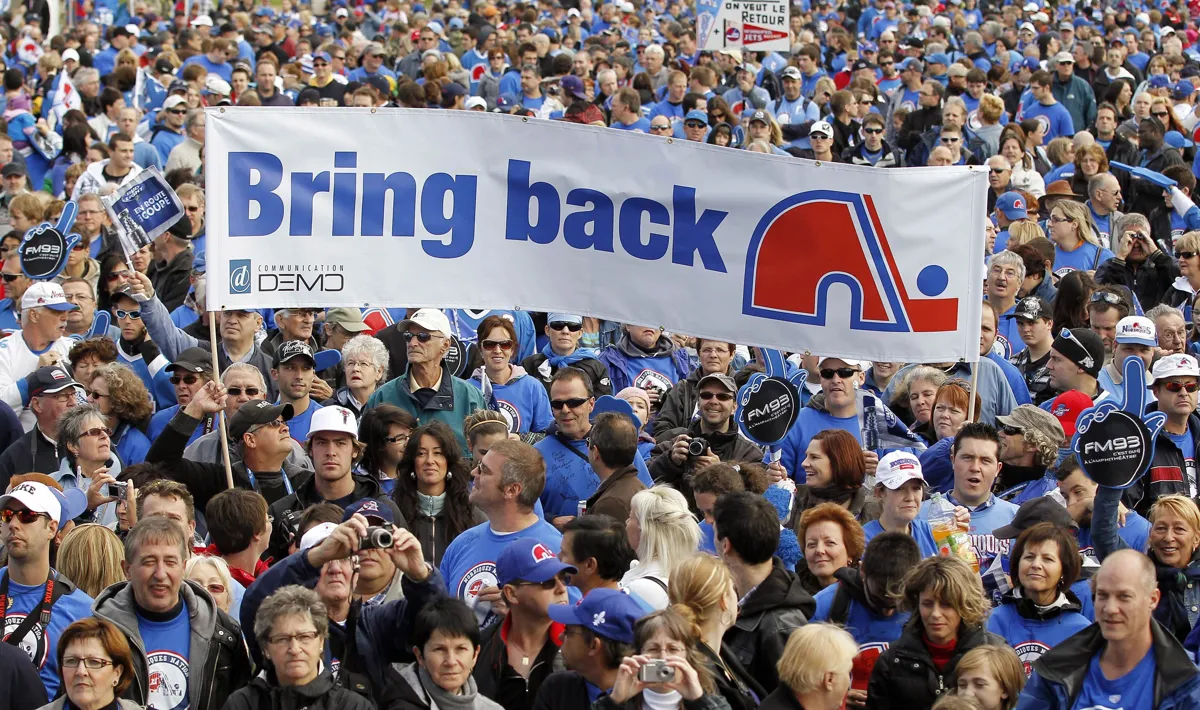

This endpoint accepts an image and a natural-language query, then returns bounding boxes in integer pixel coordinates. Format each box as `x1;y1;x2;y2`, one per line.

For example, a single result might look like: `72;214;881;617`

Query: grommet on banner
814;161;822;166
667;138;674;144
371;108;377;114
522;117;529;123
220;107;226;113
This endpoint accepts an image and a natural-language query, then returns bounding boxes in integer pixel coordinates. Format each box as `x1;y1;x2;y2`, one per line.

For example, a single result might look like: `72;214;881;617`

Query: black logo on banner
737;375;800;445
1072;356;1166;489
444;336;470;378
20;202;81;280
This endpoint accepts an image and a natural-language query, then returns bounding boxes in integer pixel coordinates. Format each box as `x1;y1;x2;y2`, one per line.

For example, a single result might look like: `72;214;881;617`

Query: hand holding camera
610;655;703;704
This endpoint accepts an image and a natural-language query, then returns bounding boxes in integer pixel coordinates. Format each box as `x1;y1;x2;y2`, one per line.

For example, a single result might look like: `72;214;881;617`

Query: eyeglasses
107;271;131;281
481;339;515;351
864;127;884;134
204;582;227;595
550;397;590;410
1090;291;1123;305
1152;111;1170;119
685;120;706;128
548;321;583;332
267;630;321;647
169;374;200;385
820;367;858;379
512;574;566;590
249;418;287;433
698;391;734;401
87;390;108;401
114;309;141;320
167;108;187;115
0;508;47;524
62;657;114;670
385;433;410;445
1163;380;1200;393
1049;214;1074;225
403;331;443;343
80;426;112;439
650;124;671;131
225;386;261;397
64;293;94;303
71;243;87;251
999;424;1023;436
990;168;1009;174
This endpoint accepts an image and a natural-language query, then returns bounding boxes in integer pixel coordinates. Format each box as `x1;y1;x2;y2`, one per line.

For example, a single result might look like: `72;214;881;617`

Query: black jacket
758;686;807;710
147;248;193;313
1089;127;1140;167
0;424;62;491
1095;248;1180;311
653;365;735;439
407;503;488;568
699;641;766;710
1126;146;1185;216
474;617;565;710
267;470;404;561
648;421;764;510
864;619;1004;710
0;636;47;710
1122;407;1199;517
532;671;594;710
898;105;942;153
221;670;377;710
842;140;901;167
520;352;613;398
723;557;815;694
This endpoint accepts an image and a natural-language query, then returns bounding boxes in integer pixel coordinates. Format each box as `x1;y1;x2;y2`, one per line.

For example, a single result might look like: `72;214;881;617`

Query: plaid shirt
1011;348;1054;405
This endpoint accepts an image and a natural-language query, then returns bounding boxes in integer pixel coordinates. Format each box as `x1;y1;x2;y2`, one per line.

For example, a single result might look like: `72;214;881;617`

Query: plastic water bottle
928;493;979;573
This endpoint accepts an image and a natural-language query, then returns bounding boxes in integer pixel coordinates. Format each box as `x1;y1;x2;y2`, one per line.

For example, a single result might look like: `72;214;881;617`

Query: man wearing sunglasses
1144;355;1200;505
110;288;175;411
0;283;79;432
520;313;612;398
649;373;763;508
0;481;94;699
146;346;214;446
844;113;899;167
1043;327;1111;407
654;338;736;437
150;95;188;164
993;405;1066;503
367;309;485;457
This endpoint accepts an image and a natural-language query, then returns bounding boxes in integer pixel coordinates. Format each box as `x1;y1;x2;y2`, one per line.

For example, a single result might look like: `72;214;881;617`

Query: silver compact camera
637;659;676;683
360;526;394;550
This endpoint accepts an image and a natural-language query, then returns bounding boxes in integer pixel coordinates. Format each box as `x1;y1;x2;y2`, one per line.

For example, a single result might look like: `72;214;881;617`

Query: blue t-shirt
180;55;233;83
862;519;939;558
1019;101;1076;142
0;569;94;698
1054;241;1115;277
611;117;651;133
469;373;554;433
1168;429;1197;496
138;604;192;710
284;400;323;443
1071;648;1155;710
777;407;860;482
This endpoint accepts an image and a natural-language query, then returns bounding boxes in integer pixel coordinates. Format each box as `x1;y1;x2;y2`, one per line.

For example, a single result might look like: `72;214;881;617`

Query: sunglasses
820;367;857;379
0;508;47;524
167;108;187;115
941;136;961;143
698;391;734;401
114;309;141;320
1153;111;1170;118
864;127;883;134
1179;251;1198;259
403;331;442;343
1163;380;1200;393
1;273;19;282
107;271;131;281
512;574;566;589
87;390;108;401
990;168;1009;174
170;374;200;385
1090;291;1122;305
685;120;706;128
250;418;287;433
385;433;410;444
650;124;671;130
71;242;87;251
551;397;590;410
226;386;261;397
80;426;112;439
999;424;1023;436
481;339;514;351
548;321;583;332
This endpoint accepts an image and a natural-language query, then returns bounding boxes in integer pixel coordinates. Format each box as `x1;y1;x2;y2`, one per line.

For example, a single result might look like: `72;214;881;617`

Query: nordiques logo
742;190;959;333
229;259;252;294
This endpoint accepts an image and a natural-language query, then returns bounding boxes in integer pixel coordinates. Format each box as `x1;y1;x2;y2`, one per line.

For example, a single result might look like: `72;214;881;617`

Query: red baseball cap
1048;390;1092;438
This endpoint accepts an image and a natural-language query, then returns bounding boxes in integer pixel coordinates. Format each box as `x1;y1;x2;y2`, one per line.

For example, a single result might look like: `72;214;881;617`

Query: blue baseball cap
497;538;577;586
50;487;88;527
1021;57;1041;71
685;109;708;123
548;588;645;644
496;93;518;110
343;498;395;525
1166;130;1194;149
1173;80;1194;99
995;192;1028;221
313;50;333;63
547;313;583;325
858;40;878;53
927;52;950;66
898;57;923;72
448;16;465;30
1150;74;1171;89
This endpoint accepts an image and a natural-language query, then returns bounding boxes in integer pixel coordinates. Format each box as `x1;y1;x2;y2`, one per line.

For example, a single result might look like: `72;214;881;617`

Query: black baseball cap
1008;296;1052;322
28;366;82;397
992;496;1076;539
229;400;294;440
274;340;316;367
2;162;26;178
166;347;213;375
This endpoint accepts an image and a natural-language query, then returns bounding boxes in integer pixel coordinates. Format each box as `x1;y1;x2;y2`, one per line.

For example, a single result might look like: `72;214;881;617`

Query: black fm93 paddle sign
19;202;81;280
737;372;801;446
1072;356;1165;489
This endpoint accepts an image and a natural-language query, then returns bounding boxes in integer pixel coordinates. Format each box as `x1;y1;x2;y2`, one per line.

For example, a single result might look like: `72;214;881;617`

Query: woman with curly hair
86;362;153;465
392;421;485;566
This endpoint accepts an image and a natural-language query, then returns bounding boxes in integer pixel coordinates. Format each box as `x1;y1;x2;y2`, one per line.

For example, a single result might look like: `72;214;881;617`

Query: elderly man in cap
537;588;644;706
0;283;78;432
1050;50;1097;132
475;538;574;710
520;313;611;397
145;346;215;444
0;480;95;698
994;404;1066;502
0;366;79;485
367;308;485;456
1043;327;1111;406
348;42;395;83
1010;296;1057;404
322;307;370;353
1098;315;1157;398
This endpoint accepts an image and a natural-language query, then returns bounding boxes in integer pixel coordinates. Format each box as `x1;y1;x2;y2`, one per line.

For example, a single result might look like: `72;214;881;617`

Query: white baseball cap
162;95;187;111
307;405;359;440
400;308;452;338
876;451;927;490
465;96;488;110
1115;315;1157;348
190;14;213;26
61;48;80;63
0;481;63;522
818;356;867;371
1150;353;1200;383
299;522;337;551
809;120;834;138
22;282;79;312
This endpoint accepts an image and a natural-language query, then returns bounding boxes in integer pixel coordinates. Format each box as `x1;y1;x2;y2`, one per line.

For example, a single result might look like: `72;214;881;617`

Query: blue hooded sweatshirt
536;432;654;518
811;569;911;692
986;590;1091;674
469;365;554;433
598;332;692;396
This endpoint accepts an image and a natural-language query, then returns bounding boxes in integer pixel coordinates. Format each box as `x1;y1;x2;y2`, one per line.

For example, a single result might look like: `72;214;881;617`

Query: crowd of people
2;0;1200;708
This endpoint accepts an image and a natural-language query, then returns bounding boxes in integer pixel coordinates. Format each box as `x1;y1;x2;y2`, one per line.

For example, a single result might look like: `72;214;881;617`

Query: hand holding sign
20;201;82;280
1072;356;1165;489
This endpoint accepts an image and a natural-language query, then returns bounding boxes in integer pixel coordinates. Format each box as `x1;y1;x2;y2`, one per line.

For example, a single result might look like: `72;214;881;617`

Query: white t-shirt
0;331;76;431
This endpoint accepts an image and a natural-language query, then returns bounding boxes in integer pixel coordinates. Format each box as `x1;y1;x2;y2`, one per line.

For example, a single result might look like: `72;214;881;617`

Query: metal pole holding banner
209;313;235;490
967;362;981;423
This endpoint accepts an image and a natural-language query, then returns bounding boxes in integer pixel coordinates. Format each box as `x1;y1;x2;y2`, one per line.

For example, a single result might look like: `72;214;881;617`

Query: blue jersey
800;70;827;99
771;95;820;149
1053;241;1115;277
611;117;651;133
0;569;94;698
921;492;1018;572
994;305;1025;359
146;405;205;448
284;401;323;443
180;55;233;83
812;583;909;691
862;518;939;558
1018;101;1076;142
138;604;192;710
987;351;1033;405
986;600;1090;675
1071;647;1155;710
93;47;118;78
440;519;568;626
536;433;653;518
113;422;151;466
116;341;176;410
469;371;554;433
1077;508;1151;564
649;100;684;123
346;66;396;84
777;408;861;482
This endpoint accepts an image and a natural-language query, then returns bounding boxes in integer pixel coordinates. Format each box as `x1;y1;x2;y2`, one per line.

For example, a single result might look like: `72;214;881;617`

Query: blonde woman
1004;220;1046;250
1049;200;1114;274
760;623;859;710
56;524;125;598
622;486;701;610
186;555;237;614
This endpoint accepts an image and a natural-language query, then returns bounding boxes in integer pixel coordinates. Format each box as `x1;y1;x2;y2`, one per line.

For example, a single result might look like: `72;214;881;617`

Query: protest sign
20;202;80;280
206;108;987;364
699;0;790;51
106;166;186;260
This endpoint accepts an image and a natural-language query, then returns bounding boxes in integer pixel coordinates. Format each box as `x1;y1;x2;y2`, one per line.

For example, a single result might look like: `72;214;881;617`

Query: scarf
642;689;684;710
541;342;600;368
419;665;482;710
418;491;446;518
204;543;269;587
806;484;856;507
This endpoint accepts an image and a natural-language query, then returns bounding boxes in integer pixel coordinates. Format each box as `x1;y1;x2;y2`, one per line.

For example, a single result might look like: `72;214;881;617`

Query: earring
410;472;416;481
446;471;452;480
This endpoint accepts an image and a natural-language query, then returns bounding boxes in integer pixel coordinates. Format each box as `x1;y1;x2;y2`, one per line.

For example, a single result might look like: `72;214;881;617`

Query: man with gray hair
1020;549;1200;708
94;516;252;710
1096;211;1179;310
1087;172;1125;246
987;251;1026;356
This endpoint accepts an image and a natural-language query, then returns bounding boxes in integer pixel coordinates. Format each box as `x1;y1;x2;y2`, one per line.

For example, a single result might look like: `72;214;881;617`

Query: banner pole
967;362;981;423
209;311;235;489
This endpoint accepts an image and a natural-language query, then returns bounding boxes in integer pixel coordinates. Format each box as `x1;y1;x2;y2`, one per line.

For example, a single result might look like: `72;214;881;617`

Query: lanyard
0;570;56;633
246;469;295;497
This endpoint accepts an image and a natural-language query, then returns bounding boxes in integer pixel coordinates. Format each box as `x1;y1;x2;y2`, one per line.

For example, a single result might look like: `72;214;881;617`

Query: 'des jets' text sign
205;108;987;363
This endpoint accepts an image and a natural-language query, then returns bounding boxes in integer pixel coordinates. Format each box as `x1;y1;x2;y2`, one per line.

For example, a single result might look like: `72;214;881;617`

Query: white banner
205;108;987;363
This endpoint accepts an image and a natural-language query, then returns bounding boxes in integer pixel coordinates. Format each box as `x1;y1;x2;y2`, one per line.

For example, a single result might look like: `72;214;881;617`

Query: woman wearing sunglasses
468;315;553;434
519;312;613;398
39;618;142;710
86;363;152;466
52;404;123;527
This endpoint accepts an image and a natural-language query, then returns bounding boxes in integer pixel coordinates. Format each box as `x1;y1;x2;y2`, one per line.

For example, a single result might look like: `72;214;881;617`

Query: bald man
1018;549;1200;708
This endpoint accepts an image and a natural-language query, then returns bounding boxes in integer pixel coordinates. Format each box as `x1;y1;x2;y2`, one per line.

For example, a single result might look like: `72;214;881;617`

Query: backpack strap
828;582;852;626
